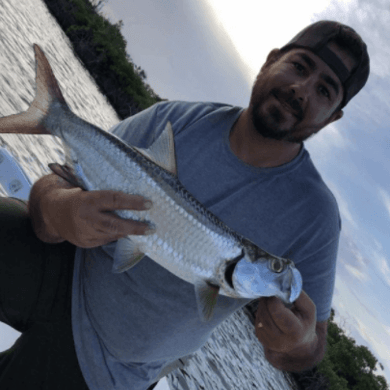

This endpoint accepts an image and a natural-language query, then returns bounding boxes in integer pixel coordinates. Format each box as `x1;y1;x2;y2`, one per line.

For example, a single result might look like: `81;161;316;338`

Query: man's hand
29;173;154;248
49;189;154;248
255;290;317;357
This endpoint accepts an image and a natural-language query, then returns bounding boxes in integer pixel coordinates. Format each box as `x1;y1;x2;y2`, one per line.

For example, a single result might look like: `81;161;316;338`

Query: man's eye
319;86;330;98
293;62;305;72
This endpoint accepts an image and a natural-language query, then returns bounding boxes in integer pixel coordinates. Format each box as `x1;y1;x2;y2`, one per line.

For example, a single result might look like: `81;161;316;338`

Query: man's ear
328;109;344;124
261;48;281;71
313;110;344;137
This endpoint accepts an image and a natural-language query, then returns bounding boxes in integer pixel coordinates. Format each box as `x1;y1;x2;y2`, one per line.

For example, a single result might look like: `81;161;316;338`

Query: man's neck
229;109;302;168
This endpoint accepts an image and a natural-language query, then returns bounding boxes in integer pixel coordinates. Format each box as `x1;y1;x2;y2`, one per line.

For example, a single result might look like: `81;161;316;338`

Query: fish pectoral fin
194;280;220;322
133;121;177;175
111;237;145;273
48;163;80;187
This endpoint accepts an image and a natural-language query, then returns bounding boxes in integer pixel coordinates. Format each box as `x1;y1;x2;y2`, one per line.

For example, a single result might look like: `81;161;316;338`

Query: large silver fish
0;44;302;321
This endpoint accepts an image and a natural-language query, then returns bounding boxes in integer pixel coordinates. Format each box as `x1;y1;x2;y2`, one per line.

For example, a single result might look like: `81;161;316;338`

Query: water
0;0;297;388
0;0;120;194
166;309;298;390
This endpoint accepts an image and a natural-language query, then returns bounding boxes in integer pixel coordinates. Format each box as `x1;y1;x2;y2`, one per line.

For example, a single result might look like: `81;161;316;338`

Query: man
0;20;369;389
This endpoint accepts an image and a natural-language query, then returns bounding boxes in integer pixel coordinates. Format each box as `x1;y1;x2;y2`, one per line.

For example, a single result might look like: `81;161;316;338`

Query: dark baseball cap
280;20;370;108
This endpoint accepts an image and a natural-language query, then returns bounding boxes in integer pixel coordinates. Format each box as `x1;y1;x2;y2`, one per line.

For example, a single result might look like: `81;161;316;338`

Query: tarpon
0;44;302;321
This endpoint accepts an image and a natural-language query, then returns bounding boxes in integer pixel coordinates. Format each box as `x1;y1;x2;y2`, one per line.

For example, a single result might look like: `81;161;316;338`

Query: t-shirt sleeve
293;189;341;323
298;234;340;322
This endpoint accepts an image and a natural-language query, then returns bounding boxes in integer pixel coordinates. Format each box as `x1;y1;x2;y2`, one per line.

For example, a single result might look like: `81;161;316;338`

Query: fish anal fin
194;281;220;322
112;237;145;273
133;121;177;175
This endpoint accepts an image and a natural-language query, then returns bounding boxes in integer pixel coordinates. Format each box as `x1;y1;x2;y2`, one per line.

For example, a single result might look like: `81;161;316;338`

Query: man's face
249;46;353;143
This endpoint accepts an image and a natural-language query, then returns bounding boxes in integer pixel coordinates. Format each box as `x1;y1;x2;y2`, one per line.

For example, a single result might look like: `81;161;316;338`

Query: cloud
354;316;390;376
378;187;390;220
309;122;350;152
374;254;390;287
325;181;358;229
344;264;370;282
384;324;390;339
373;238;384;253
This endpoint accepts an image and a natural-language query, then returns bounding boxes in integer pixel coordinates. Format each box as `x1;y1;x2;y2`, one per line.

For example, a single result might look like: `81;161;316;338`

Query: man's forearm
28;173;81;243
264;332;325;373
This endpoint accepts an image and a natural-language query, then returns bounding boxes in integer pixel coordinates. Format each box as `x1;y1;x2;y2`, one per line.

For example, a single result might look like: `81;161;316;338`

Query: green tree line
245;302;388;389
291;308;388;390
42;0;165;120
40;0;389;389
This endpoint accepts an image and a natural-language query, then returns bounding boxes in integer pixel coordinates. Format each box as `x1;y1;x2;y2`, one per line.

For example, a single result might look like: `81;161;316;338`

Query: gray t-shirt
71;101;341;390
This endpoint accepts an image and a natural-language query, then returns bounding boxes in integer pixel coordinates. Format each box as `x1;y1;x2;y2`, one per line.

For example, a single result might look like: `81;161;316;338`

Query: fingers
256;297;296;334
255;293;318;354
291;290;316;321
85;191;155;241
91;190;152;212
98;213;153;237
256;297;280;332
59;190;155;248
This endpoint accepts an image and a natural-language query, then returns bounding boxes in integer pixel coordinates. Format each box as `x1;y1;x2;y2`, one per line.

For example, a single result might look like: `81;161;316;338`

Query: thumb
290;290;316;320
266;296;297;332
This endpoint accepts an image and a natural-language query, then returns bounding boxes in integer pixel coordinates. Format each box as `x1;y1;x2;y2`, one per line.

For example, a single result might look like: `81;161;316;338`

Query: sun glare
203;0;335;77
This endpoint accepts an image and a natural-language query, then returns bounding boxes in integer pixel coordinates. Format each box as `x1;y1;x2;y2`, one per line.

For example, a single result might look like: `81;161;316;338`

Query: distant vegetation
246;302;389;390
292;308;388;390
42;0;165;120
40;0;389;389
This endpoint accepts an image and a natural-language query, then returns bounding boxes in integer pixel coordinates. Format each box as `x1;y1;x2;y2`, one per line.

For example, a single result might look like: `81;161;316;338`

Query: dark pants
0;197;90;389
0;198;159;390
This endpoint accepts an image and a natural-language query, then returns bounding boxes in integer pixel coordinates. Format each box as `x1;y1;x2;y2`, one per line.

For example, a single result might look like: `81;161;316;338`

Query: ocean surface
0;0;297;388
165;309;298;390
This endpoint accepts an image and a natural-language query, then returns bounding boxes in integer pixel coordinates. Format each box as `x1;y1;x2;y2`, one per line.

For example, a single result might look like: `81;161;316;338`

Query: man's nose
291;78;313;104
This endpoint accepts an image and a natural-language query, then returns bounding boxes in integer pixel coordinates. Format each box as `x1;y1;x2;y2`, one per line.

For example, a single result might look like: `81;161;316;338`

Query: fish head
231;245;302;304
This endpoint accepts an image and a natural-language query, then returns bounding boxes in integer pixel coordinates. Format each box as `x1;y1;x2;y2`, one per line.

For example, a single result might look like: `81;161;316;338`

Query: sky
97;0;390;386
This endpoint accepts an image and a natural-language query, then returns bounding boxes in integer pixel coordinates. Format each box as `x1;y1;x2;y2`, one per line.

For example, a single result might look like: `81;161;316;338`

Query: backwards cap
280;20;370;108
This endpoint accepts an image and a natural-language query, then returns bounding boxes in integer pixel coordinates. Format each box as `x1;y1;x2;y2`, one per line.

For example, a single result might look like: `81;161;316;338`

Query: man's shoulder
149;100;242;140
154;100;235;111
110;100;239;148
154;100;238;125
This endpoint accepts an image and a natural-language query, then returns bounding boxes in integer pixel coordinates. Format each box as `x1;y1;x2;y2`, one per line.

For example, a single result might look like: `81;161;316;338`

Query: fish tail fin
0;44;69;135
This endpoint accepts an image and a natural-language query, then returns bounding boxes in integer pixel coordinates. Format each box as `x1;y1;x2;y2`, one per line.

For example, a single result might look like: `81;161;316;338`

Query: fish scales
55;106;244;293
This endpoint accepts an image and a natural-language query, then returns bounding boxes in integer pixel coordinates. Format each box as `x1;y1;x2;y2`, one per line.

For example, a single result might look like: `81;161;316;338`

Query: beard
250;87;310;144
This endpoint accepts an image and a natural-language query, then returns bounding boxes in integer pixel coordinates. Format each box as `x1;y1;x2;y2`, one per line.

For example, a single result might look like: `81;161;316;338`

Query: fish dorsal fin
133;121;177;175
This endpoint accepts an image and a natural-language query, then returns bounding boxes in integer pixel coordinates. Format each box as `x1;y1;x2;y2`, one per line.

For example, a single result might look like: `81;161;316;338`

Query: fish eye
269;258;284;273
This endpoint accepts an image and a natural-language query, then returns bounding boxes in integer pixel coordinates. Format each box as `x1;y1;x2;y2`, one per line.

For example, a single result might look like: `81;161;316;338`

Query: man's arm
28;173;81;243
28;173;154;248
263;320;328;373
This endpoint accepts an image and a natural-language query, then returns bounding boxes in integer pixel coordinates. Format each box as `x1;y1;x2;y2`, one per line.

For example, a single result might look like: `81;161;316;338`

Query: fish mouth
288;266;303;303
225;250;245;289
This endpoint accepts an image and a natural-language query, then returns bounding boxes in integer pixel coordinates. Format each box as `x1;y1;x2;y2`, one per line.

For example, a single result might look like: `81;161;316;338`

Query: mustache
271;88;303;120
